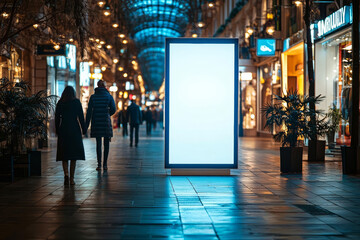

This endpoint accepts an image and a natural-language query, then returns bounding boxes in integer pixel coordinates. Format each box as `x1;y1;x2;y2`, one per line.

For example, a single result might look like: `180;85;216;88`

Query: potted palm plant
307;95;328;162
326;104;341;149
263;92;320;173
0;78;56;181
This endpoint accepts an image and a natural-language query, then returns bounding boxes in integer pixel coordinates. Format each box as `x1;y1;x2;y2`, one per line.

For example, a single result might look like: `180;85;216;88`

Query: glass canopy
121;0;192;90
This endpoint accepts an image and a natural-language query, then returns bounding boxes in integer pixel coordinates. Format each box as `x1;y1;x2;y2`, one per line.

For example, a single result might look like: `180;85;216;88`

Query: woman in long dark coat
55;86;86;185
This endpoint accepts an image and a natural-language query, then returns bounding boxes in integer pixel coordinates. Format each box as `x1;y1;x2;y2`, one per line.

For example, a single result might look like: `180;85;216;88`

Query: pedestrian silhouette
126;99;142;147
144;107;152;136
85;80;116;171
117;107;128;137
55;86;86;186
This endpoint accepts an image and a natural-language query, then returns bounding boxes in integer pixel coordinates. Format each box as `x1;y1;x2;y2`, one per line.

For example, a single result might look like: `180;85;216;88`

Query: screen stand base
170;169;230;176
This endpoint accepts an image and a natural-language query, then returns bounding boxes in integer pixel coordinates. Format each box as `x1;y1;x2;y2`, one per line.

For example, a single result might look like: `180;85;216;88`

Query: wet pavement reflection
0;127;360;239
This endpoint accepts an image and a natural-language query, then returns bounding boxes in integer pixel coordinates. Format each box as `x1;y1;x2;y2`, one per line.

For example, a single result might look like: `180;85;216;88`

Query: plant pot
13;154;30;177
341;146;357;174
308;140;326;162
29;150;41;176
280;147;303;173
327;132;336;149
0;155;14;182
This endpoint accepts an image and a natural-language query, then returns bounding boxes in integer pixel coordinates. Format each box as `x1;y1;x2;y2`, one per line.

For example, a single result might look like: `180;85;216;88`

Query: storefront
281;42;304;96
239;60;257;136
46;44;77;137
0;45;24;82
313;5;352;145
254;39;281;135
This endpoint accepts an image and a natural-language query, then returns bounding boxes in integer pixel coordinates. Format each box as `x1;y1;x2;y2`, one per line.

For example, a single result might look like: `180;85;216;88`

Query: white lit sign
66;44;76;71
317;5;351;38
125;81;131;90
240;72;253;81
80;62;90;86
165;38;238;168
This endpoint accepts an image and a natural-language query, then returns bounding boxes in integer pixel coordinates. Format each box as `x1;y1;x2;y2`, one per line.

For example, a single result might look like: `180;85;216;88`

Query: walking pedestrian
55;86;86;185
86;80;116;171
144;107;152;136
119;107;128;137
151;106;158;130
126;100;142;147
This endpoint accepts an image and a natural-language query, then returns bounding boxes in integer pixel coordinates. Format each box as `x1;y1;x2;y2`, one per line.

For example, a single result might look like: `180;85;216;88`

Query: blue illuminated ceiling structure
120;0;201;90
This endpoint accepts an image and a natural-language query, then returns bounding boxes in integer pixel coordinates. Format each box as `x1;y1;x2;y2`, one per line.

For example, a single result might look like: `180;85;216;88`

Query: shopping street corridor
1;127;360;239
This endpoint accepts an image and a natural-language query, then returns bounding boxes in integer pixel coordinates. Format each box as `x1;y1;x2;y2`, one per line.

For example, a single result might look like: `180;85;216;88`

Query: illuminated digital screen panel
165;38;238;169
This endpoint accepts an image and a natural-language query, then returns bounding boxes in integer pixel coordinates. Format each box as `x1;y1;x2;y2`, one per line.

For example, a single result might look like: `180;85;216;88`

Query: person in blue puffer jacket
86;80;116;171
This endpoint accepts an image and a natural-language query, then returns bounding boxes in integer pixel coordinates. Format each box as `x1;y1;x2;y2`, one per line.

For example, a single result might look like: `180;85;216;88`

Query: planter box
280;147;303;173
308;140;326;162
327;132;336;149
341;146;357;174
29;150;41;176
0;156;14;182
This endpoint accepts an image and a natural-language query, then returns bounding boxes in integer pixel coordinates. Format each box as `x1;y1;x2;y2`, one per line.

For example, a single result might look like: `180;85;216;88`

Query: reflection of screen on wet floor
166;39;238;168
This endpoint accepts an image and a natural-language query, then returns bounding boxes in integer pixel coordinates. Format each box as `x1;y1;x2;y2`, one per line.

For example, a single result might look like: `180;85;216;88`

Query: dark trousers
130;124;139;146
123;123;128;136
96;137;110;167
152;120;157;130
146;121;152;135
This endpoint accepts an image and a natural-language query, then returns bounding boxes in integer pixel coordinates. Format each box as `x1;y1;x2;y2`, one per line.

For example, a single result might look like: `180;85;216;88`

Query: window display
315;30;352;145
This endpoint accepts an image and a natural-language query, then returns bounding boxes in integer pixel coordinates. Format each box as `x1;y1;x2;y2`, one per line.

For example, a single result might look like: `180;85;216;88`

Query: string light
53;44;60;50
89;61;94;66
123;73;128;78
122;40;128;44
118;33;126;38
192;33;198;38
101;66;107;71
118;67;124;71
97;1;105;7
208;3;214;8
106;45;112;49
113;58;119;64
69;38;74;42
33;24;39;29
1;12;9;18
112;23;119;28
100;40;105;45
104;10;111;16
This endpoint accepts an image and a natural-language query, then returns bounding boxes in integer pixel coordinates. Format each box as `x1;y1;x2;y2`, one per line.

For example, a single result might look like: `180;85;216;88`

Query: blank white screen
168;43;235;165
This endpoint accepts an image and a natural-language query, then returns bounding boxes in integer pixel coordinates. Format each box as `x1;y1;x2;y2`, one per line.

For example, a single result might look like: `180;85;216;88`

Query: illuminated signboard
316;5;351;39
165;38;238;169
79;62;90;86
66;44;76;72
256;39;276;57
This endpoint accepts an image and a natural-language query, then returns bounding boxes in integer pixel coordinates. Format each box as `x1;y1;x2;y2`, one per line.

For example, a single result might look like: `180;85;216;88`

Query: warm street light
97;1;105;7
266;26;275;35
208;3;214;8
33;24;39;29
113;58;119;64
246;27;254;35
294;0;302;6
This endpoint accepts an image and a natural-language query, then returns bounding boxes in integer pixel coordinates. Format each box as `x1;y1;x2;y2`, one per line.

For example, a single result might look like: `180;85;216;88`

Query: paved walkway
1;127;360;239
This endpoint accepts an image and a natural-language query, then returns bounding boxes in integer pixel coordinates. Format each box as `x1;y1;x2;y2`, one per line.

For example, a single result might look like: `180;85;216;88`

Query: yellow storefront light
124;91;128;98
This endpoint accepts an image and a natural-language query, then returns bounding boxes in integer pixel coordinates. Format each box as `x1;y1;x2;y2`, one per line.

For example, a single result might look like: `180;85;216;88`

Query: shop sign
66;44;76;72
239;72;253;81
79;62;90;86
37;44;65;56
256;39;276;57
316;5;352;39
